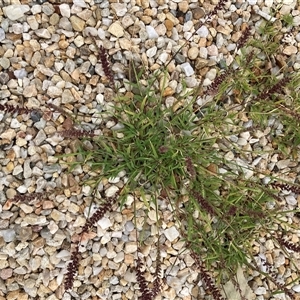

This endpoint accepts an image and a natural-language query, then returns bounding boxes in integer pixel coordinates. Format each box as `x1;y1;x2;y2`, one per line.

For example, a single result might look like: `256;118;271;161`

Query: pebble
1;229;16;242
181;62;194;76
35;29;51;39
188;47;199;60
0;28;5;41
146;25;159;39
108;22;125;38
197;25;209;37
3;5;30;21
164;226;180;242
111;3;127;17
70;16;86;32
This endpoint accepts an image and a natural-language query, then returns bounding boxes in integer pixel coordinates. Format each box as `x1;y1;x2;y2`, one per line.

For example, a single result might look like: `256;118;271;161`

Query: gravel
0;0;300;299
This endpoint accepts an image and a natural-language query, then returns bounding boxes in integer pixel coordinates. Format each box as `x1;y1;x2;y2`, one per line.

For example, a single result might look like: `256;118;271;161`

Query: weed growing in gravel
60;16;300;299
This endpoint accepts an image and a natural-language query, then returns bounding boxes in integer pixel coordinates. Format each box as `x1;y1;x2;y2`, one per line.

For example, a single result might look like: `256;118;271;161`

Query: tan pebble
178;1;189;13
5;162;14;173
165;19;174;31
77;9;93;21
141;15;152;24
141;0;149;8
58;40;69;49
23;85;37;97
188;46;199;60
163;87;175;97
33;237;45;248
7;291;20;300
20;204;34;214
6;149;16;161
31;51;41;67
70;16;86;32
49;13;59;25
24;48;33;63
283;45;297;55
166;12;179;25
3;199;13;210
108;22;124;37
71;69;80;83
60;70;72;82
124;254;134;266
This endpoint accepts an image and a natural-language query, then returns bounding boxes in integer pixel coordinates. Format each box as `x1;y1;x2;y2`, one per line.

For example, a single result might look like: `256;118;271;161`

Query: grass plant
60;15;300;298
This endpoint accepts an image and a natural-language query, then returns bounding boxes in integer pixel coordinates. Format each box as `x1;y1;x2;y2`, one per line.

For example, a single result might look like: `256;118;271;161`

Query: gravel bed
0;0;300;299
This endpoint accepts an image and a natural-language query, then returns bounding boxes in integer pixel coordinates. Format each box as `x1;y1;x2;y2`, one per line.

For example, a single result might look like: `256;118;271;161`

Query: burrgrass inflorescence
58;128;97;138
136;247;162;300
0;103;39;115
64;192;119;290
190;251;225;300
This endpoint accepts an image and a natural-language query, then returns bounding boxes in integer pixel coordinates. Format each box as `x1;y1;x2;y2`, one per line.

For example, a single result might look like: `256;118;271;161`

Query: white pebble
292;284;300;293
97;217;112;229
105;186;119;198
285;195;297;206
181;62;194;76
146;25;159;39
196;25;209;37
255;287;266;295
164;226;179;242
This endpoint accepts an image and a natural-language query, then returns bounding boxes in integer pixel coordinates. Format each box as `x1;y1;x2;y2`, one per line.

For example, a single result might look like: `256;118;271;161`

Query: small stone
254;287;266;295
61;89;74;103
0;57;10;69
196;25;209;38
207;45;219;56
164;226;180;242
165;20;174;31
0;72;9;84
292;285;300;293
0;268;13;280
14;68;28;79
283;45;297;55
146;46;157;58
23;85;37;97
181;62;194;76
111;3;127;17
178;1;189;13
22;215;47;226
97;217;112;229
35;28;51;39
3;5;30;21
33;130;46;146
183;20;193;32
188;47;199;60
145;25;159;39
73;0;87;7
31;51;41;67
286;195;297;206
108;22;124;37
1;229;16;242
105;186;119;198
0;28;5;42
193;7;205;19
59;3;71;18
277;159;290;169
124;242;137;253
20;203;34;214
70;16;86;32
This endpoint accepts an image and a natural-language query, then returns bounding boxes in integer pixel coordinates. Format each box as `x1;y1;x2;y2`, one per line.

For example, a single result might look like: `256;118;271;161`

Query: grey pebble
1;229;16;242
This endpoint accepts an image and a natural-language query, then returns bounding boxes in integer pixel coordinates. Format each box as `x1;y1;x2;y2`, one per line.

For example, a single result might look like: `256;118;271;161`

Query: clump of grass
58;8;300;299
